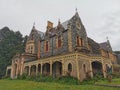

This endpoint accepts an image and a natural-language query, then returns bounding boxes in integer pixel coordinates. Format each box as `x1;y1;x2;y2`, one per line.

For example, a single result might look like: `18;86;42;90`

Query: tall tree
0;27;26;78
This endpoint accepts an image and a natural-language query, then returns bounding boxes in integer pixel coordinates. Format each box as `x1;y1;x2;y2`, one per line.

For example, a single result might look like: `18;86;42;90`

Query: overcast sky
0;0;120;51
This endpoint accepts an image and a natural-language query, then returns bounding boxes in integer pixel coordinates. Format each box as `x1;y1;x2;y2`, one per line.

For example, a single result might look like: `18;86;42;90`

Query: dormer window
80;38;83;46
58;36;62;48
77;36;84;47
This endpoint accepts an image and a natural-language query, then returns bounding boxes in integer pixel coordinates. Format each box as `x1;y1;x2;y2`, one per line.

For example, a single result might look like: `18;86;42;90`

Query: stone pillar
101;60;106;78
20;61;24;75
15;64;18;78
11;66;14;79
62;60;65;76
41;63;43;75
36;65;38;75
102;64;106;78
89;61;93;78
29;65;31;76
50;61;52;76
76;54;80;80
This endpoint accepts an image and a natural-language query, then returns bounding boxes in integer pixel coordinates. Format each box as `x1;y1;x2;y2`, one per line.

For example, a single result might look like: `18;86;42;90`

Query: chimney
47;21;53;30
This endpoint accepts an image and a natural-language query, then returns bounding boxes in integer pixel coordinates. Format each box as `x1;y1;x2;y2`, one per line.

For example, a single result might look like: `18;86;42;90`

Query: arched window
46;41;49;51
80;38;83;46
68;63;72;72
77;36;79;46
106;64;109;73
58;36;61;48
83;64;86;73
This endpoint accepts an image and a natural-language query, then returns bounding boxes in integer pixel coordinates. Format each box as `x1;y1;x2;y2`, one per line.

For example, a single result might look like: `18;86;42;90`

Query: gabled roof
99;40;112;52
29;11;82;39
99;42;108;51
87;37;101;54
61;12;80;30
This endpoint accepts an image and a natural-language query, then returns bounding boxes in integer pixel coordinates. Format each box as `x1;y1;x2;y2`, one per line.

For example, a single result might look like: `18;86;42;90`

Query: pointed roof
75;10;79;17
61;11;80;30
28;23;45;40
57;19;64;30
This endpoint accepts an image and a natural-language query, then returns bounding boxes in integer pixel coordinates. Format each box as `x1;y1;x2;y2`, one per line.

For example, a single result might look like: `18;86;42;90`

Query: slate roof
87;37;101;54
36;30;45;39
99;42;109;51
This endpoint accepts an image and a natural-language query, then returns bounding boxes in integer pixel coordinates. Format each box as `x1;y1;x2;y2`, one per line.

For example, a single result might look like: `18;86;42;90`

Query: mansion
6;11;117;81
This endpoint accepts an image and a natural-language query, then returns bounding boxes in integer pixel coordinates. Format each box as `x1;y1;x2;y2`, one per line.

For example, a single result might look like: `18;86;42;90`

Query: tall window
80;38;83;46
83;64;86;73
77;36;79;46
68;63;72;72
77;36;83;47
58;36;61;48
46;41;49;51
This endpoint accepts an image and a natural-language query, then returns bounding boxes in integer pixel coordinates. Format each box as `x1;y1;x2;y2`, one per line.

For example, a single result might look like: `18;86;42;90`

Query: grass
95;78;120;85
0;79;120;90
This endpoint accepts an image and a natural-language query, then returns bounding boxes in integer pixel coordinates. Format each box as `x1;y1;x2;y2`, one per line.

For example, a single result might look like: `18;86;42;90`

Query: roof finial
106;36;109;41
32;22;35;29
33;22;35;26
58;18;60;24
75;8;77;12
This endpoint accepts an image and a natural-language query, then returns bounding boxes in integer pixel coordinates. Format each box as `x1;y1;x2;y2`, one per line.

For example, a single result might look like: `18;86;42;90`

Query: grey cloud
0;0;120;51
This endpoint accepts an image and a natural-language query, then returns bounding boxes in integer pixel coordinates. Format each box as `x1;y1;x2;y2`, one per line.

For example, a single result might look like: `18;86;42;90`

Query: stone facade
6;11;117;81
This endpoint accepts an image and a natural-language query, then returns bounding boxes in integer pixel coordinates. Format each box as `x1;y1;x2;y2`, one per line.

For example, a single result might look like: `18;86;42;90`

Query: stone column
102;64;106;78
76;54;80;80
62;60;65;76
102;60;106;78
41;63;43;75
11;66;14;79
50;61;52;76
89;61;93;78
36;65;38;76
20;62;24;75
29;65;31;76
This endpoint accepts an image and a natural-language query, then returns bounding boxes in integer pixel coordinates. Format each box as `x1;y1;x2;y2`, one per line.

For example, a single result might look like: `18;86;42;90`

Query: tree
0;27;26;78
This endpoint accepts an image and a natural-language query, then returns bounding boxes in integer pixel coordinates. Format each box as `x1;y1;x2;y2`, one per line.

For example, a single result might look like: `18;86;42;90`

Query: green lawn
96;78;120;85
0;79;120;90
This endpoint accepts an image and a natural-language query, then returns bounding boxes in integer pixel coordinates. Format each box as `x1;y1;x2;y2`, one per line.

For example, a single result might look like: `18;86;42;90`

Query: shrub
17;74;27;80
80;79;95;85
35;74;53;82
2;75;11;80
58;76;80;85
80;75;106;85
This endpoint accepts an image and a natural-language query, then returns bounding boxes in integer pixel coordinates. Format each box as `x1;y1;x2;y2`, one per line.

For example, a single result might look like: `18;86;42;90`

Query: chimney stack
47;21;53;30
